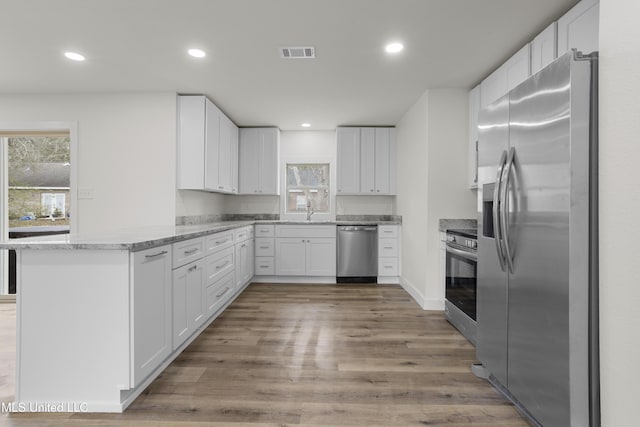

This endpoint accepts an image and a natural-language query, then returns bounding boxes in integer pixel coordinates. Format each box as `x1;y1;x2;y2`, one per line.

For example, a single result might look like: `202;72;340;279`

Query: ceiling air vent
280;46;315;59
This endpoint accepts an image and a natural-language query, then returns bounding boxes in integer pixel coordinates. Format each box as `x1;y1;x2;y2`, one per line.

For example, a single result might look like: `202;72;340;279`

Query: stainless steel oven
444;228;477;345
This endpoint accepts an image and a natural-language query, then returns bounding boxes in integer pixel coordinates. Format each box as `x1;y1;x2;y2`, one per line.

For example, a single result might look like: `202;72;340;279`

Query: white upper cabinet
481;44;531;109
336;127;360;194
557;0;599;56
239;127;280;195
337;127;396;195
531;22;558;75
468;85;480;189
177;95;238;194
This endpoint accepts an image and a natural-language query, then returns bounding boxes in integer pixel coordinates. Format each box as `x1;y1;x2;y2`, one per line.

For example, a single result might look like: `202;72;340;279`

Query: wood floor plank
0;283;531;426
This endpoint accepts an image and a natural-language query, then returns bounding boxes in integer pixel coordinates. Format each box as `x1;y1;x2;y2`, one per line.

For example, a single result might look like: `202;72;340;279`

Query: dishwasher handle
338;226;378;232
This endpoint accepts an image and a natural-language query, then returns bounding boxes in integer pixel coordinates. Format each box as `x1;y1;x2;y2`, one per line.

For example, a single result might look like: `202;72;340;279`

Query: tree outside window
286;164;330;213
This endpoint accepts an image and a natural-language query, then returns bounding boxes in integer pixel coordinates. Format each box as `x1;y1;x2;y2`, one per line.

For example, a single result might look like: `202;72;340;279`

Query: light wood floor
0;284;530;426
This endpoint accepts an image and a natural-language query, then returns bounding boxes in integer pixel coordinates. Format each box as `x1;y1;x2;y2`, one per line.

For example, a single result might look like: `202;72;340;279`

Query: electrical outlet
78;188;95;199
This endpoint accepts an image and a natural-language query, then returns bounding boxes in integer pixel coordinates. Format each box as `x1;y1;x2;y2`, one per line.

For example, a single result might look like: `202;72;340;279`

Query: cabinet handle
214;239;228;244
216;287;231;298
215;260;230;270
259;245;269;249
145;250;168;259
184;248;199;255
188;265;198;272
218;186;224;189
384;246;393;249
260;230;269;233
384;265;393;269
259;265;269;268
377;189;380;193
241;244;246;248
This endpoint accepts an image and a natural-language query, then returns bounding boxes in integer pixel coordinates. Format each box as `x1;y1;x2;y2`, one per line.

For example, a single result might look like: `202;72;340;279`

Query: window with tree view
286;163;330;213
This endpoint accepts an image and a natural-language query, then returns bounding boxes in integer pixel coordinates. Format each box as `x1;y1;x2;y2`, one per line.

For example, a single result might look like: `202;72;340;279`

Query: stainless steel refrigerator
476;51;599;427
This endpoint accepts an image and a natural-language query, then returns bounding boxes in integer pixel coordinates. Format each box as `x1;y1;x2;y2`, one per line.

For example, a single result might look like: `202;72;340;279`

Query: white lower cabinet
132;245;172;387
172;257;205;351
378;225;401;283
274;225;337;277
234;225;254;289
205;271;235;315
254;224;276;276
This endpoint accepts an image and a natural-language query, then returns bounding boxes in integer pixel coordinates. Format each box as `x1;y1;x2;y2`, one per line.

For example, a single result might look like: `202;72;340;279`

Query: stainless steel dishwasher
337;225;378;282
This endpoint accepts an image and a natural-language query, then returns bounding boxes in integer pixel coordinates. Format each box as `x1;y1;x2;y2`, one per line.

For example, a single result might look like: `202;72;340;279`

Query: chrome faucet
306;199;314;221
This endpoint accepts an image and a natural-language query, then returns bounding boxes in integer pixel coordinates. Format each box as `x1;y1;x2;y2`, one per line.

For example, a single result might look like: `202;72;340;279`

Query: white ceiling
1;0;579;130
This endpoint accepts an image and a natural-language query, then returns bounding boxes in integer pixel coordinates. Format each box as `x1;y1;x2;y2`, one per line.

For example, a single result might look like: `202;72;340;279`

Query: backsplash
175;213;280;225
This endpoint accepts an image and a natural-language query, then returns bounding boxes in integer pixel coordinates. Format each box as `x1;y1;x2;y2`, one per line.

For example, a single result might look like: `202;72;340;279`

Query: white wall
598;0;640;424
396;91;430;305
396;89;476;309
0;93;177;233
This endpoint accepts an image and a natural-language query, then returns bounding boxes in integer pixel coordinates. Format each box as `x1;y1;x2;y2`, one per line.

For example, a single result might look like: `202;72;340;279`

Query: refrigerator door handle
500;146;516;274
493;150;508;271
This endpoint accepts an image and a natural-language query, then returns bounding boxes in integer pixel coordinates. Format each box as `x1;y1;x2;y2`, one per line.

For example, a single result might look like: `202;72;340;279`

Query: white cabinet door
231;121;239;194
374;128;392;194
337;127;361;194
217;114;236;193
239;128;260;194
132;245;172;387
481;45;531;109
505;44;531;92
239;128;279;195
557;0;599;56
468;85;480;189
177;96;206;189
306;238;337;276
531;22;558;74
235;240;253;289
204;99;221;191
172;259;205;350
275;238;307;276
360;128;376;194
259;128;279;195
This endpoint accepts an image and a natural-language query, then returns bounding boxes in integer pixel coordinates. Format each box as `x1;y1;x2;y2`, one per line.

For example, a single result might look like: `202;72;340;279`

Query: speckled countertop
438;218;477;232
0;219;401;251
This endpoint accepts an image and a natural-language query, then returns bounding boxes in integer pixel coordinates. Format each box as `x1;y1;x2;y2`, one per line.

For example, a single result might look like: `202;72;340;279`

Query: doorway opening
0;124;77;298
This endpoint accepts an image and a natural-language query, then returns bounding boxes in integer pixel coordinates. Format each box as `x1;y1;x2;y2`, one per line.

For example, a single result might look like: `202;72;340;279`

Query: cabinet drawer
255;257;275;275
173;237;205;268
255;224;275;237
275;225;336;238
234;226;253;243
378;258;398;276
205;246;234;285
379;238;399;257
255;238;275;257
205;231;234;255
378;225;399;238
205;272;235;315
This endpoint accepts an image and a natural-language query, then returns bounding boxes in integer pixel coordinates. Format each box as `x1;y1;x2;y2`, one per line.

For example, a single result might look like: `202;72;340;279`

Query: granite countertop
0;221;254;251
438;218;477;232
0;219;402;251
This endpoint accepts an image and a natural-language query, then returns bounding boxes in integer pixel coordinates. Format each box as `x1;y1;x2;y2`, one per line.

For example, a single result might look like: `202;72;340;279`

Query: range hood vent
280;46;315;59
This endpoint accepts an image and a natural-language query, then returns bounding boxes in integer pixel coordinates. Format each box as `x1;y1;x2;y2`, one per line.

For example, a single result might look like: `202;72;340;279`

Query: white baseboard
252;276;336;284
400;277;444;311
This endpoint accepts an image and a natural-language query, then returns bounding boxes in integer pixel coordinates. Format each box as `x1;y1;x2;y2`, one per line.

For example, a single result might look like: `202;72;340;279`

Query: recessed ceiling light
385;43;404;53
188;48;206;58
301;123;311;128
64;51;85;61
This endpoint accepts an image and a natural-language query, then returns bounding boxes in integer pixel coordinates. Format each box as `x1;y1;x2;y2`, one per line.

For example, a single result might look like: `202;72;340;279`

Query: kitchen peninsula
1;218;401;412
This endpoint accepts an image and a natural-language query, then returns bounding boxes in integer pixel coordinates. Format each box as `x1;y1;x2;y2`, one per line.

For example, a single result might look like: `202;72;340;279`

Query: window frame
280;156;335;221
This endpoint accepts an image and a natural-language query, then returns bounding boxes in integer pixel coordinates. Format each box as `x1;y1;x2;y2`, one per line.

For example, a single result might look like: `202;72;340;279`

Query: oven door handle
445;243;477;261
